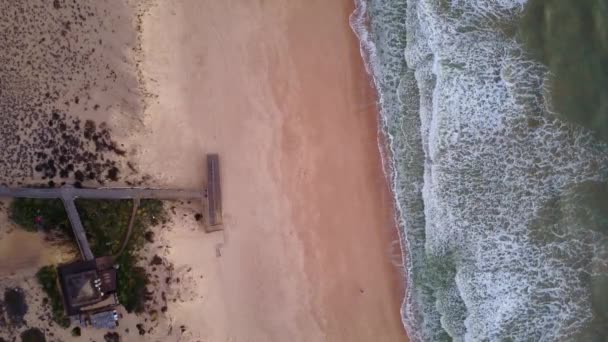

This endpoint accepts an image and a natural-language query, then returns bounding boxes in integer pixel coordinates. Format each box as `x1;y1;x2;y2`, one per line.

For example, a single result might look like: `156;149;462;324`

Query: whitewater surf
352;0;608;340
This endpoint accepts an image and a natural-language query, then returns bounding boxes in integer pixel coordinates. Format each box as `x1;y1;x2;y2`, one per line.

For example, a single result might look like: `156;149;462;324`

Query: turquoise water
351;0;608;340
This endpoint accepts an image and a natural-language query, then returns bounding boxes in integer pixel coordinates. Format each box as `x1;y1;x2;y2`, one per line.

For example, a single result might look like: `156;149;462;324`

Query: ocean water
351;0;608;341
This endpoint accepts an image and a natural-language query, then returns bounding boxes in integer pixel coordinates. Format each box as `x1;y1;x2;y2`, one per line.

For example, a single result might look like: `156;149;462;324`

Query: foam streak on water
352;0;608;341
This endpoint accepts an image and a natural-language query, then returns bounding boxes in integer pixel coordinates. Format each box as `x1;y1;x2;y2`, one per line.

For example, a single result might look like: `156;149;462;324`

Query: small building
89;310;118;329
57;256;119;328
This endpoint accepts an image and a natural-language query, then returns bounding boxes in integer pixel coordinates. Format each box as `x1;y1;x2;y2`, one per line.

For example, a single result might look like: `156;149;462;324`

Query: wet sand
132;0;408;341
280;2;407;341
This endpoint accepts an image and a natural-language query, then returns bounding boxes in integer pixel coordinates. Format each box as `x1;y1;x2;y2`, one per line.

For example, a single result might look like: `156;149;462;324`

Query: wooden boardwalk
0;185;206;261
61;196;95;260
0;154;224;259
0;187;204;200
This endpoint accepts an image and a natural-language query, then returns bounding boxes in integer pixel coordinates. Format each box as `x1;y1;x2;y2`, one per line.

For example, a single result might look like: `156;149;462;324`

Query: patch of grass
9;199;71;236
36;266;70;328
115;252;148;313
518;0;608;140
12;199;167;316
75;199;167;312
74;199;165;257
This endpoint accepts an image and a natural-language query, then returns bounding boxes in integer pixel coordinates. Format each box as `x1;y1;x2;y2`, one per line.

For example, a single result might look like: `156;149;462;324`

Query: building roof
89;310;117;329
57;257;117;316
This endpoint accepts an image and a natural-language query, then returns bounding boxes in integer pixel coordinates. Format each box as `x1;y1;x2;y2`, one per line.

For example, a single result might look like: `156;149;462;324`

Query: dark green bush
12;199;167;318
36;266;70;328
10;199;71;236
20;328;46;342
74;199;166;313
70;327;81;337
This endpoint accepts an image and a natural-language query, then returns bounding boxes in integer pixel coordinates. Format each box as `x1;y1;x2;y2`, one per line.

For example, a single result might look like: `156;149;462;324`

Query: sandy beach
132;0;408;340
0;0;407;341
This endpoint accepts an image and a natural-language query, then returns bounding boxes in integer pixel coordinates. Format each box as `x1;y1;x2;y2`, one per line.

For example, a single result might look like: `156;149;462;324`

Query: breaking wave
351;0;608;340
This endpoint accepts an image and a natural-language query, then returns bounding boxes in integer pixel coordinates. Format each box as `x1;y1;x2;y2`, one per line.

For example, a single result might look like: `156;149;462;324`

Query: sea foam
352;0;608;340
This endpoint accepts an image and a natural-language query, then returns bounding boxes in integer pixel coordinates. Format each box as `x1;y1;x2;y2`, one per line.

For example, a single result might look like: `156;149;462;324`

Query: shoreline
349;0;411;332
278;0;407;340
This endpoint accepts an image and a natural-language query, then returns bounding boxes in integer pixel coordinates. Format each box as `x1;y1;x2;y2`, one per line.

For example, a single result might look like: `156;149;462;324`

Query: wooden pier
0;154;224;259
206;154;223;231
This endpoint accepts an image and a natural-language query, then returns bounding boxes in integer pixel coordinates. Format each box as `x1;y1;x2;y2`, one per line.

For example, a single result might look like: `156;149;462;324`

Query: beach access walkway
0;153;223;261
0;185;205;261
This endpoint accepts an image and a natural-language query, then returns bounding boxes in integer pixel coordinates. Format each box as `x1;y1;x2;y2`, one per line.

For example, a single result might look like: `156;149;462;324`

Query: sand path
131;0;408;341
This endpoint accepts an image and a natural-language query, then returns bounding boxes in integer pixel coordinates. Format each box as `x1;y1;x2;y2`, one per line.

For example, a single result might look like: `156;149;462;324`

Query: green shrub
74;199;166;312
10;199;71;236
115;252;148;313
74;199;166;256
20;328;46;342
35;266;69;328
13;199;167;319
70;327;81;337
